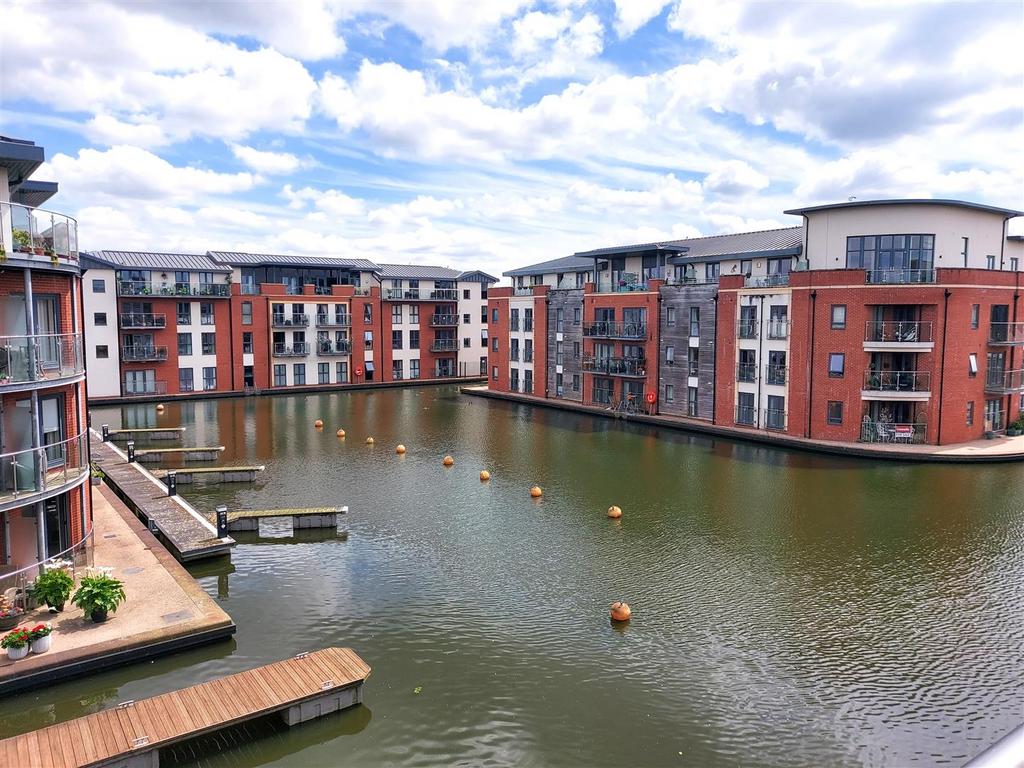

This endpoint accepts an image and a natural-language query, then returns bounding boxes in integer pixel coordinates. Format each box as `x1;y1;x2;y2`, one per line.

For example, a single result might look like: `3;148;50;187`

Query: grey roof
0;136;45;186
504;255;595;277
667;227;804;263
784;199;1024;218
208;251;379;270
11;179;58;208
574;242;688;258
376;264;462;280
457;270;499;283
85;250;232;273
1009;235;1024;241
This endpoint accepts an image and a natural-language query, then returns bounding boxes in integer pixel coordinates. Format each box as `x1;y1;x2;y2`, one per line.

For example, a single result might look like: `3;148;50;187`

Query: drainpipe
229;283;236;391
755;295;765;427
806;290;816;438
936;289;951;445
23;268;47;565
711;293;719;425
1007;288;1019;424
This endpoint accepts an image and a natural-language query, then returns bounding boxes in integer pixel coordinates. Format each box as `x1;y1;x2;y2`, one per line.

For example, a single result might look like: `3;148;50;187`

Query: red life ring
355;366;364;376
645;391;656;404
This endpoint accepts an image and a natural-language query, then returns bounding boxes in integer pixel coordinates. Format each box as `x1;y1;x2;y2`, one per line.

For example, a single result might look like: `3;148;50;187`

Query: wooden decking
0;647;370;768
207;506;346;532
151;465;265;484
107;427;184;441
135;446;224;463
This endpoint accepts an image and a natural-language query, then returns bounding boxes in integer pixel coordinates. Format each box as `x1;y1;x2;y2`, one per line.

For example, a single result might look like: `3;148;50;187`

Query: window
573;341;580;359
831;305;846;330
318;363;330;384
492;308;499;323
463;289;471;300
392;330;403;350
492;337;499;352
705;262;720;283
200;302;214;325
592;377;614;405
556;308;564;333
409;305;419;324
689;307;700;337
962;236;969;265
481;307;488;324
986;255;996;270
174;271;190;291
492;366;498;381
555;372;564;397
392;360;404;380
242;332;253;354
572;374;580;392
94;312;107;326
665;384;674;403
766;395;786;430
971;304;980;329
201;333;216;355
966;401;974;426
274;364;286;386
968;353;978;376
573;307;581;325
480;356;487;375
241;301;252;325
1011;257;1020;272
202;366;217;391
736;391;755;424
96;345;109;359
740;259;752;276
828;353;845;377
463;313;471;324
177;303;191;325
179;368;194;392
336;362;349;383
364;304;372;323
687;387;698;417
666;306;676;327
293;363;306;385
409;330;419;349
92;279;105;293
666;345;675;364
827;401;843;425
392;305;402;324
556;341;564;366
463;337;471;348
846;234;935;276
178;333;192;355
687;346;699;377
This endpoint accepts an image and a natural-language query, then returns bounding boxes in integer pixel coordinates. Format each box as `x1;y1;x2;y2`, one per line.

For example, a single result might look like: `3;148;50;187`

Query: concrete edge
461;387;1024;464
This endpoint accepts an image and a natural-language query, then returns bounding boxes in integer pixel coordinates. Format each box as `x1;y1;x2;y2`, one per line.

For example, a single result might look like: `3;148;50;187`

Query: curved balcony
0;333;85;392
117;281;230;298
0;201;78;266
864;321;934;351
990;323;1024;346
985;368;1024;394
0;430;89;514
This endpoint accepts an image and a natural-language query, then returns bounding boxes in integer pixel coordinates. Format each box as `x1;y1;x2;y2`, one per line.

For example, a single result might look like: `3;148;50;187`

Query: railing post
166;471;177;496
126;440;135;463
215;505;228;538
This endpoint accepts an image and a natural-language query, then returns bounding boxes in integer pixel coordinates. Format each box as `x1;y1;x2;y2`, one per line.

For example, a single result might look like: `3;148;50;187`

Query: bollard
101;424;110;441
216;505;228;538
147;518;159;534
126;440;135;463
166;471;177;496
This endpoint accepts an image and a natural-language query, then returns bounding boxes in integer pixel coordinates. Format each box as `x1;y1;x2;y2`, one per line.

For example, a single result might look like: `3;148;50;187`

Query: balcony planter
1007;428;1022;437
984;431;995;440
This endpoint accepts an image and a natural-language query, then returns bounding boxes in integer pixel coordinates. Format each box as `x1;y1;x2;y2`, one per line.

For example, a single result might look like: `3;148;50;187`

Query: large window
410;359;420;379
828;353;845;378
200;302;214;325
687;386;698;417
827;401;843;425
177;333;192;355
392;305;402;324
392;360;404;380
179;368;194;392
202;366;216;390
392;330;403;350
201;333;216;355
274;364;286;386
318;363;330;384
336;362;349;383
736;392;755;424
689;307;700;337
177;302;191;325
410;330;420;349
846;234;934;276
293;363;306;385
242;332;253;354
241;301;253;325
831;305;846;330
592;377;614;405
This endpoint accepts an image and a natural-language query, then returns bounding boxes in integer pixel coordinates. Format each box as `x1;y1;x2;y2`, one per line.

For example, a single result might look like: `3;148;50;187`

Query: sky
1;0;1022;281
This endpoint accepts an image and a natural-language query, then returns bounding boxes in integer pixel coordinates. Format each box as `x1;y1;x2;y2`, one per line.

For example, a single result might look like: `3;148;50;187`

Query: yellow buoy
366;437;374;445
336;429;346;438
610;601;632;622
396;444;406;454
530;486;543;498
607;505;622;519
443;455;455;467
156;404;165;412
314;419;324;429
479;470;491;481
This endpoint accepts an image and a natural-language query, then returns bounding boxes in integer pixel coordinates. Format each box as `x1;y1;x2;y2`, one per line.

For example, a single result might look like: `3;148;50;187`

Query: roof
574;242;688;259
207;251;379;270
376;264;462;280
85;250;232;273
457;270;499;283
784;199;1024;218
10;179;58;208
0;136;45;186
504;255;595;277
667;227;804;263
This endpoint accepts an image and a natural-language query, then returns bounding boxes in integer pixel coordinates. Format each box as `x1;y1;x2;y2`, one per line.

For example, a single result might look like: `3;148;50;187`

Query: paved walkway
0;485;235;693
462;386;1024;463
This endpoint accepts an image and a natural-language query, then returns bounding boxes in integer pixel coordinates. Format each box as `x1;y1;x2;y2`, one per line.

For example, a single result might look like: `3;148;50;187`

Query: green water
3;386;1023;767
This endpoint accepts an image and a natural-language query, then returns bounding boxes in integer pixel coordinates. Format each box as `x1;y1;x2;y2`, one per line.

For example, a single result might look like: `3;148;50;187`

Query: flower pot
30;635;51;654
7;645;28;661
984;431;995;440
49;602;64;613
90;609;108;623
0;614;21;631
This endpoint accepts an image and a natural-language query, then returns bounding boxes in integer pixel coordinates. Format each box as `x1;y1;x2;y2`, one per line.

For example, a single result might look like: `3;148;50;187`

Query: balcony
119;313;166;329
273;343;309;357
765;366;788;386
861;370;931;400
430;289;458;301
860;422;927;444
989;322;1024;345
316;314;352;327
737;363;757;383
865;269;936;285
430;314;460;327
0;333;84;391
766;321;789;340
764;409;787;431
985;368;1024;393
429;339;459;353
745;274;790;288
0;430;89;513
316;340;352;356
385;288;420;300
122;346;168;362
513;287;535;296
737;321;758;339
596;280;651;294
581;356;647;377
864;321;934;351
0;201;79;265
121;380;168;397
582;321;647;340
117;281;230;297
735;405;757;426
272;314;310;328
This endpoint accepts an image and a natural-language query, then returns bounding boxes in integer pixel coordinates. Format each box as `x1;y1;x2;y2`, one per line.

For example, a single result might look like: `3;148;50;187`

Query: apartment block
491;199;1024;447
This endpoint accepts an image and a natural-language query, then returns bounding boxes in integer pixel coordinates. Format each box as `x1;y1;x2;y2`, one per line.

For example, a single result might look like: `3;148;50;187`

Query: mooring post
126;440;136;463
167;471;177;496
216;505;228;538
101;424;110;441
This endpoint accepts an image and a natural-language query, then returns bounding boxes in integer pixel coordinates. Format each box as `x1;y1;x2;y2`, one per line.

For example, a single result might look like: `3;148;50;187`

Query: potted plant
2;627;31;660
29;623;53;654
0;597;24;631
13;230;31;253
1007;416;1024;438
30;566;74;612
71;572;126;623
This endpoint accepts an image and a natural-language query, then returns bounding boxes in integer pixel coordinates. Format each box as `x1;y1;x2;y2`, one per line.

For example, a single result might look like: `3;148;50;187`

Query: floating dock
208;506;346;532
90;434;234;561
152;466;265;484
135;446;225;463
107;427;185;442
0;647;370;767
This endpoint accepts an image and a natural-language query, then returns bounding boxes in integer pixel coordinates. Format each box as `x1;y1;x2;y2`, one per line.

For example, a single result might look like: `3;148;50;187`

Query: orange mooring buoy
610;602;632;622
156;404;165;412
336;429;346;438
480;470;491;481
443;455;455;467
396;444;406;454
314;419;324;429
530;486;543;498
607;505;622;519
366;436;374;445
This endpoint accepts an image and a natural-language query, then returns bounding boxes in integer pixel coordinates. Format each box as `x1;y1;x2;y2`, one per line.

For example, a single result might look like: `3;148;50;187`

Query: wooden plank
23;731;43;768
73;717;100;766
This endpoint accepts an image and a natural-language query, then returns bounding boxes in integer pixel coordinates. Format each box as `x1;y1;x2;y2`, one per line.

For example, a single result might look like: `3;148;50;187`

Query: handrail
864;320;934;344
0;528;95;589
0;429;90;501
865;268;935;284
0;332;85;385
0;200;79;261
119;313;166;328
862;370;931;392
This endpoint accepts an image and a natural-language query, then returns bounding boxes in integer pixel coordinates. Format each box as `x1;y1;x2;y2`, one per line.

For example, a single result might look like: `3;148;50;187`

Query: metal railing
765;365;788;386
119;313;166;329
862;370;931;392
429;339;459;352
766;320;789;340
737;321;759;339
764;409;787;431
745;274;791;288
865;269;936;284
0;333;84;386
989;322;1024;345
581;356;647;377
273;343;309;356
985;368;1024;393
117;281;230;297
513;287;534;296
316;314;351;327
431;289;458;301
384;288;418;300
737;363;757;382
860;422;927;443
121;345;168;362
596;280;650;293
864;321;933;344
429;314;459;327
316;340;352;356
121;380;168;396
272;314;310;327
0;534;95;611
0;201;79;262
0;430;90;506
735;405;757;425
582;321;647;339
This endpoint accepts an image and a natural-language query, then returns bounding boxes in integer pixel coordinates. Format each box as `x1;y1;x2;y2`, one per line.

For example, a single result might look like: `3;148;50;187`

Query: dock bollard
126;440;136;463
215;505;228;538
101;424;110;441
148;518;159;535
166;471;177;497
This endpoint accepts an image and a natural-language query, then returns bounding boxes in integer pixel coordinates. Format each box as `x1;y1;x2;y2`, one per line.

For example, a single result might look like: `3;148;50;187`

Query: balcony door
44;494;71;558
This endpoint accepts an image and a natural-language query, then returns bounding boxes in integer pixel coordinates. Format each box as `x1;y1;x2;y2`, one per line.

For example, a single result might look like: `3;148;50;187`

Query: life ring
645;391;656;404
355;366;364;376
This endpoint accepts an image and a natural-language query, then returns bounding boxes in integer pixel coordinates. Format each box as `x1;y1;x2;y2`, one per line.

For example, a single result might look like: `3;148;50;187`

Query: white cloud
512;11;572;56
231;145;308;175
703;160;770;196
612;0;671;38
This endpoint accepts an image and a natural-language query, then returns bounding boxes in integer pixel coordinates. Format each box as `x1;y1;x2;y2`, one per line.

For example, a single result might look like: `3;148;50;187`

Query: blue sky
1;0;1021;279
